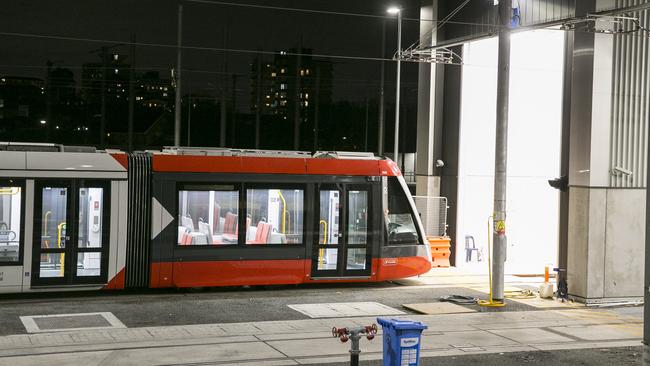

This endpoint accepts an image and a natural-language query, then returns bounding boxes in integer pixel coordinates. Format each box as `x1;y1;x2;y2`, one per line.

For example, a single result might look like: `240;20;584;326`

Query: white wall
456;29;564;274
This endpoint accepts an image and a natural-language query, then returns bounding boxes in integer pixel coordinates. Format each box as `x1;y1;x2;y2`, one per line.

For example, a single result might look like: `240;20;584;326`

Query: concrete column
565;0;647;303
439;46;463;266
415;0;443;198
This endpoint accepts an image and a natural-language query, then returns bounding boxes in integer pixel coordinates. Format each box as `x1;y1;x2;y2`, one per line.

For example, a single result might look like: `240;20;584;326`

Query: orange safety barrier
427;236;451;267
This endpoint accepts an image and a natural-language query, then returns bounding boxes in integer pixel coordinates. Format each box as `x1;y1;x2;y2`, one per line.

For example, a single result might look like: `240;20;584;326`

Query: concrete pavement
0;305;641;365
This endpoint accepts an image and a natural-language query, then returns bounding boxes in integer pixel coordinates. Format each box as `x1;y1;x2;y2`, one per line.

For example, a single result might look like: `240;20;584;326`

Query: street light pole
491;0;512;303
387;7;402;165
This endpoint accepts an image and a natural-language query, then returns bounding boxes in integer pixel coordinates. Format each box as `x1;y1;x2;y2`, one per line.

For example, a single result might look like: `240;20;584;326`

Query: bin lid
377;318;428;330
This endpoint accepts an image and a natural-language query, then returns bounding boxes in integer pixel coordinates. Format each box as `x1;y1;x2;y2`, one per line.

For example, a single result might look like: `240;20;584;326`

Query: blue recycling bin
377;318;427;366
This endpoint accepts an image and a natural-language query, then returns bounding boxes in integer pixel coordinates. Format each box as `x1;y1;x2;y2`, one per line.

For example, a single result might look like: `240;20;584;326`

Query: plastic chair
465;235;479;262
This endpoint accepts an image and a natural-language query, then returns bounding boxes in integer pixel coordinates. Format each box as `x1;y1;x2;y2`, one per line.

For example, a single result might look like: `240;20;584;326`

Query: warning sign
495;220;506;235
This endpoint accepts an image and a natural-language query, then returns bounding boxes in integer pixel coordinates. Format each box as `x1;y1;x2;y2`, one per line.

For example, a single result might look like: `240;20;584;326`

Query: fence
412;196;448;238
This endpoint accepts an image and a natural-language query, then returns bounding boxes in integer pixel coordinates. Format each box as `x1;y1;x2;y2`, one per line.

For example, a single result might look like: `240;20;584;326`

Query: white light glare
386;7;401;14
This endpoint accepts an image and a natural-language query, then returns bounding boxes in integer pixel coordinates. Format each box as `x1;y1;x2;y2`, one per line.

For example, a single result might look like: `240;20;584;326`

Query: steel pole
128;34;135;152
174;4;183;147
100;48;107;147
255;54;262;149
491;0;512;302
645;140;650;364
392;11;402;164
313;65;321;151
293;42;303;150
219;26;228;147
187;83;192;146
364;97;369;152
378;20;386;155
644;41;650;362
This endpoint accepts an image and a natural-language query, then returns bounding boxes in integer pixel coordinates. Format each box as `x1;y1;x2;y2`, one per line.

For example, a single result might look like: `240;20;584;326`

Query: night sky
1;0;424;107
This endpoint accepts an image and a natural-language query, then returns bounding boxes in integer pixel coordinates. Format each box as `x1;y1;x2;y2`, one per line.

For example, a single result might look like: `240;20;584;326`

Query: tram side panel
151;171;310;288
105;180;128;289
150;177;176;288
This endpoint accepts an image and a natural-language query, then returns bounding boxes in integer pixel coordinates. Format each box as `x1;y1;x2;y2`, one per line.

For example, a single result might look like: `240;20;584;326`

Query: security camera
612;166;633;177
548;176;568;192
435;159;445;168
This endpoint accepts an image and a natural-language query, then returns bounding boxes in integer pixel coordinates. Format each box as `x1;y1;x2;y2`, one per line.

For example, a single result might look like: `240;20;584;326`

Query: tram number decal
383;258;398;266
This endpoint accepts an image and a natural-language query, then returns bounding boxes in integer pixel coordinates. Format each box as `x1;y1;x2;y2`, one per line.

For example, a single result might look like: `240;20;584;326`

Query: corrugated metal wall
437;0;576;45
518;0;576;26
609;0;650;187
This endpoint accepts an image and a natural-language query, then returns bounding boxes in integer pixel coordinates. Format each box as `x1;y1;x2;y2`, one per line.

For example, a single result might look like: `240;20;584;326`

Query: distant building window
305;69;310;75
305;93;309;99
271;72;277;77
280;100;287;106
113;54;119;61
300;69;305;76
280;68;286;74
280;84;287;90
304;101;309;107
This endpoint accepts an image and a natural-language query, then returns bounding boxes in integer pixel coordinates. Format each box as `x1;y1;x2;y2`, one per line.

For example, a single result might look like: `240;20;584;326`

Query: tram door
32;180;110;286
311;184;372;278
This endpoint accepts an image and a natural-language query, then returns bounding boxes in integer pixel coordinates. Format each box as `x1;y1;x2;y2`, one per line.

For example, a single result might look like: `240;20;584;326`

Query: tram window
246;188;304;245
347;190;368;245
386;177;420;245
0;186;21;263
77;188;104;249
178;186;239;245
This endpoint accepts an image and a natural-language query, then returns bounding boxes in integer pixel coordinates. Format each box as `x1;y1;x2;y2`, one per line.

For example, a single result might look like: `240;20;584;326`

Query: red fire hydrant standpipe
332;324;377;366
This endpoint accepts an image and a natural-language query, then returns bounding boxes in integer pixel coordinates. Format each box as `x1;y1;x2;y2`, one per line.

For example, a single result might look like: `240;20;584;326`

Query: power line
0;64;418;86
0;31;392;62
185;0;506;27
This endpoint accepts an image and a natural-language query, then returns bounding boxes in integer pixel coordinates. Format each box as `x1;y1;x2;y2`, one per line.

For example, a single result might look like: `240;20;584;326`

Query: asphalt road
326;347;643;366
0;281;539;335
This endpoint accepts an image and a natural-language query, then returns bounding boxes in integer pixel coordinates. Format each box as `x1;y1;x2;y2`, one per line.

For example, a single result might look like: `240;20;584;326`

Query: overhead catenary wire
402;0;472;58
0;31;394;63
183;0;496;26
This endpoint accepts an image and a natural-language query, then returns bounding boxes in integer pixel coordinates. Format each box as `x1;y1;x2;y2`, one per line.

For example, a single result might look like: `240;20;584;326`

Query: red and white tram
0;143;431;293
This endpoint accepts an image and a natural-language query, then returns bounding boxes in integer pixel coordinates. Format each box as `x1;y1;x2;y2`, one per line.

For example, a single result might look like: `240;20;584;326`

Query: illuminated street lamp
387;6;402;165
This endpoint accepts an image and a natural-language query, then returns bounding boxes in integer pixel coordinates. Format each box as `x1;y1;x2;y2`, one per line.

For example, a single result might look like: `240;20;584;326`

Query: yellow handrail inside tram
277;191;287;234
57;222;66;276
43;211;52;248
0;187;20;195
319;219;328;265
